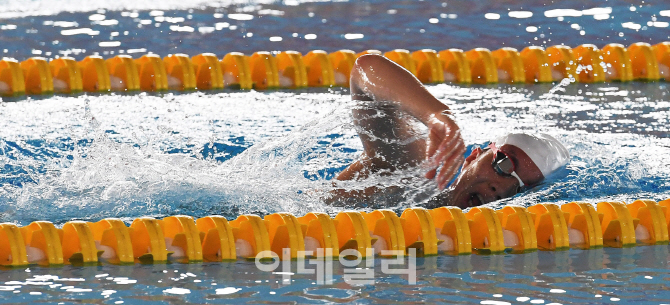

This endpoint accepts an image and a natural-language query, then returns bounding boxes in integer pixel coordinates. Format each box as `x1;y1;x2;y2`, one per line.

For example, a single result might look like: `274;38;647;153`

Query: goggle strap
510;171;525;188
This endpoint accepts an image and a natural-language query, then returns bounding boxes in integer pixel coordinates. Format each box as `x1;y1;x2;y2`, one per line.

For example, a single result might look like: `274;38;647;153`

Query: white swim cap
493;133;569;178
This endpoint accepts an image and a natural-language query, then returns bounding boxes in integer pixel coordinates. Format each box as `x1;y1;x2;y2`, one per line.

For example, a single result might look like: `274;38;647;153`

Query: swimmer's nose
485;179;519;202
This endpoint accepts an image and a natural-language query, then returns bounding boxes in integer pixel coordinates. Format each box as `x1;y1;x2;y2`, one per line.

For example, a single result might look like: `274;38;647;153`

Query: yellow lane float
491;47;525;84
573;44;606;83
191;53;224;90
465;48;498;84
249;51;279;90
88;218;134;264
163;53;197;91
135;54;168;91
401;208;439;256
129;217;169;263
220;52;253;89
546;45;578;81
2;198;670;270
653;42;670;80
334;211;373;257
297;212;339;258
600;44;633;82
264;212;306;260
560;202;603;249
303;50;335;87
497;206;538;253
412;49;444;84
50;57;82;94
276;51;308;89
528;203;570;251
627;199;669;245
229;214;273;259
196;215;237;261
61;221;99;264
520;46;552;83
78;55;111;92
429;206;472;255
328;49;356;86
628;42;660;81
0;58;25;96
0;223;29;267
438;49;471;83
384;49;417;76
21;57;54;95
106;55;140;92
21;221;63;266
597;201;638;248
160;215;204;262
362;210;406;256
465;207;505;254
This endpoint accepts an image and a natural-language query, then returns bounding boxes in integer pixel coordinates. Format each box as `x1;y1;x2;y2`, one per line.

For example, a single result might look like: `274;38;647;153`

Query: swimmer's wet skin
335;54;569;209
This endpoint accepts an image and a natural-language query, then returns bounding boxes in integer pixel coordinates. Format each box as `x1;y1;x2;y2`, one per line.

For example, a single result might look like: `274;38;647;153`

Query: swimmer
333;54;569;208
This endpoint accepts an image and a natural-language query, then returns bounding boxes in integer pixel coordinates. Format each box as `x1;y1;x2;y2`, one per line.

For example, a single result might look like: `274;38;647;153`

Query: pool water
1;0;670;303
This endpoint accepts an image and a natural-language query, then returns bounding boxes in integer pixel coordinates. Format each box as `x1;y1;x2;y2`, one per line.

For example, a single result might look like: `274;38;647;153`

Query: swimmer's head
436;133;569;209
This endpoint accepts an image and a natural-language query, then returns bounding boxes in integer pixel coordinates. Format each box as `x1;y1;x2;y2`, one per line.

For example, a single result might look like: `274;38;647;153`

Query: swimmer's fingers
437;155;465;190
425;137;465;180
425;129;463;175
435;142;466;188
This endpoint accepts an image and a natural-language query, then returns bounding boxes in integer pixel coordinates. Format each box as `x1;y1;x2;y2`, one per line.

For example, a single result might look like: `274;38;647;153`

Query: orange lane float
328;49;356;86
362;209;406;256
196;215;237;261
561;202;603;249
220;52;253;89
653;42;670;80
0;58;25;96
520;46;553;83
50;57;82;94
628;42;660;81
465;206;505;254
297;212;339;258
106;55;140;91
276;51;308;89
384;49;417;76
163;53;197;91
546;45;578;81
491;47;525;84
20;57;54;94
191;53;224;90
430;206;472;255
88;218;134;264
528;203;570;251
248;51;279;90
412;49;444;84
0;198;668;270
438;48;471;83
303;50;335;87
597;201;638;248
465;48;498;84
135;54;168;91
78;55;111;92
573;44;606;83
600;43;633;82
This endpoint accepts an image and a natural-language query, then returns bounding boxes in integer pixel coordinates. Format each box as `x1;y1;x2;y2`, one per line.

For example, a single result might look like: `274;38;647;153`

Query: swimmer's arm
350;54;466;189
349;54;449;123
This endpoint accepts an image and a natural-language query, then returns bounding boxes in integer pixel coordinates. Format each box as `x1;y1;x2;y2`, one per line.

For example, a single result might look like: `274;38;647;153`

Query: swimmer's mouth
466;193;484;207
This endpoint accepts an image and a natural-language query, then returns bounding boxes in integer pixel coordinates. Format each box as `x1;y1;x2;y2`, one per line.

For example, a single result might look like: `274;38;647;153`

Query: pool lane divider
1;42;669;98
1;199;669;268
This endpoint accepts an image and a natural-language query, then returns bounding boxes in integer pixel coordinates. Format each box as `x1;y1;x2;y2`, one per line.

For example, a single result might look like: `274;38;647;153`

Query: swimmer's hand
424;112;466;190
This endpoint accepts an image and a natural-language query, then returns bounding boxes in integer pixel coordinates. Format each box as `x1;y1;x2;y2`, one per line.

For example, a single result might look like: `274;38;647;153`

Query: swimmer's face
446;144;544;209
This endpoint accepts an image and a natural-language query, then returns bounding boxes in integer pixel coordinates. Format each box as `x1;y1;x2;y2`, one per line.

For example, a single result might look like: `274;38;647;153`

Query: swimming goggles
488;142;525;188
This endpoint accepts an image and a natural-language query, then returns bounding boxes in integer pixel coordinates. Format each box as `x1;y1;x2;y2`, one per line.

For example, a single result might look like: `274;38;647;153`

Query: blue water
1;0;670;303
